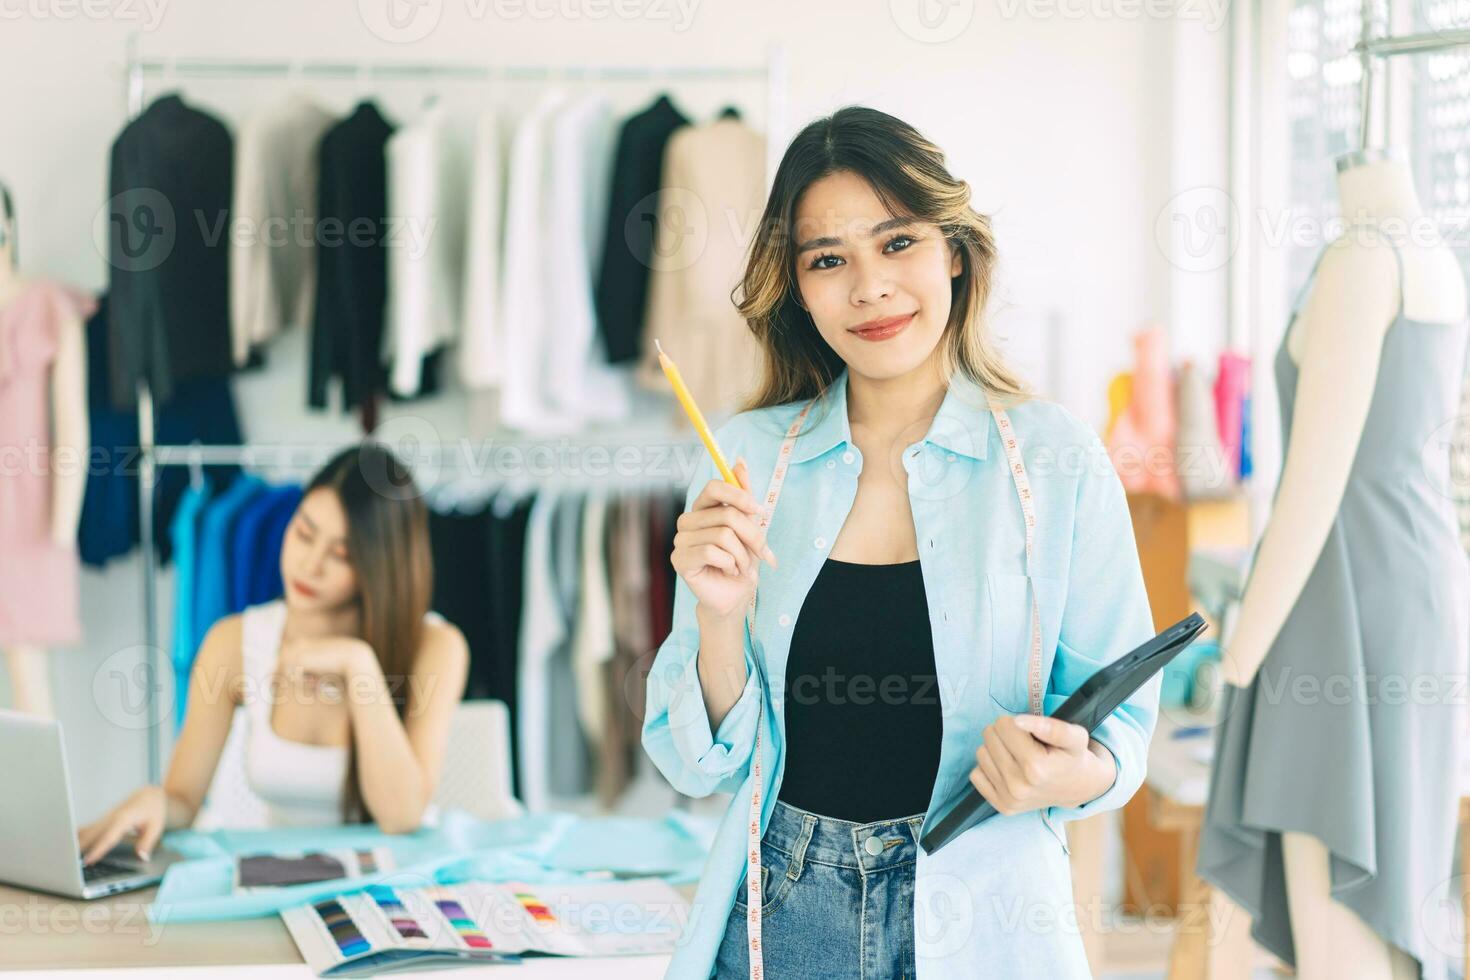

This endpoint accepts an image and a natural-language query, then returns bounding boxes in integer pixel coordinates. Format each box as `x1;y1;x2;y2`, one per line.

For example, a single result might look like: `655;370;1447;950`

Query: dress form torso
0;253;93;718
1197;221;1470;980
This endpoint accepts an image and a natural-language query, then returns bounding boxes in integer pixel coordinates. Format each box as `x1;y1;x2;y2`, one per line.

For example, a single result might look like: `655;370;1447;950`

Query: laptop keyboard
81;857;138;882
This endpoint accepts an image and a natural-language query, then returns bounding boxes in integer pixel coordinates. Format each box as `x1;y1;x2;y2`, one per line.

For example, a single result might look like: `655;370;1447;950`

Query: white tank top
238;599;444;827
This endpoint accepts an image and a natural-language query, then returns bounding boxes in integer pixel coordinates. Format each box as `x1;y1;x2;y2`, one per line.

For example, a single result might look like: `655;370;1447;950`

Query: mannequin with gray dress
1196;147;1470;980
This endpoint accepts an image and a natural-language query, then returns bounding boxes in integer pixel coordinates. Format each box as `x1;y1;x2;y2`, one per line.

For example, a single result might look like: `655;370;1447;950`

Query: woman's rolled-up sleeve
1042;435;1160;825
641;445;764;799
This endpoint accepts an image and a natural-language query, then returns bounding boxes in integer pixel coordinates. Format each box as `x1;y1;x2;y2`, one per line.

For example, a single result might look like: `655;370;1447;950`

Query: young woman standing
643;106;1158;978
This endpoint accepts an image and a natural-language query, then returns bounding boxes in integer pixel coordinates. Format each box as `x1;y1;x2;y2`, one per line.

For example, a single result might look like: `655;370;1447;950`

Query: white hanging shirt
230;91;336;367
497;88;573;433
541;93;633;425
497;90;634;433
383;101;471;397
457;107;506;390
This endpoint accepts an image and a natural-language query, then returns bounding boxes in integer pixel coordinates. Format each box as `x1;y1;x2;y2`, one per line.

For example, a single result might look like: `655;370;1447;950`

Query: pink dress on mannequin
0;280;95;647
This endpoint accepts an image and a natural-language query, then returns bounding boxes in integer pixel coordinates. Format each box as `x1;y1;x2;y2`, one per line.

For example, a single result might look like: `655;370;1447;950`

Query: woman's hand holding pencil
671;458;779;621
656;337;779;621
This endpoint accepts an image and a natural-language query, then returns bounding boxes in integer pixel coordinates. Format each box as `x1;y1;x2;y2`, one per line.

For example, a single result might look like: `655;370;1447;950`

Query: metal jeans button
863;835;883;856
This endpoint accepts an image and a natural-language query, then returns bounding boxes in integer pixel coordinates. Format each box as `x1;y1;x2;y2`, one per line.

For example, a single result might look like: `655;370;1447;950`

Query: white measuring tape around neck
737;388;1044;979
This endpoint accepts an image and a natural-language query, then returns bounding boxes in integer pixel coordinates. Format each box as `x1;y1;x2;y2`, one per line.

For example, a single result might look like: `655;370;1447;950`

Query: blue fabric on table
147;809;711;923
538;815;711;879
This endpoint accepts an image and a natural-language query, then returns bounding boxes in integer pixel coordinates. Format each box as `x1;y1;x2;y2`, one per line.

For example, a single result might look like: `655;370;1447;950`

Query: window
1275;0;1470;541
1284;0;1368;294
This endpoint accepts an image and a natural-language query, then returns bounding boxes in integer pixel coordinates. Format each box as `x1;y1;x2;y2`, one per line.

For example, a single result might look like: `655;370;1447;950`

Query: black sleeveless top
775;556;944;823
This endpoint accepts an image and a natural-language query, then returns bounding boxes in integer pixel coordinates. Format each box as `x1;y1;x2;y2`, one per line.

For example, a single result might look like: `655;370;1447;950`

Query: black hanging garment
427;492;538;801
593;93;690;365
106;93;235;411
310;101;395;426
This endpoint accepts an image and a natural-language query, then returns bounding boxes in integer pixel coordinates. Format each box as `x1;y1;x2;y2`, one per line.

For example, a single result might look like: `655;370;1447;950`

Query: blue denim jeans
712;799;926;978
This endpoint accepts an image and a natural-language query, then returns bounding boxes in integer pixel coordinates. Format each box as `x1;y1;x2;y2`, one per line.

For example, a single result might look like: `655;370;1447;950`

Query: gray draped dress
1197;232;1470;980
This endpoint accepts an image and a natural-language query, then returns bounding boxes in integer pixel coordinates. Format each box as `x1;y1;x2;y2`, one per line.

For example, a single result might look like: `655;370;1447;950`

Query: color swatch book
281;879;689;976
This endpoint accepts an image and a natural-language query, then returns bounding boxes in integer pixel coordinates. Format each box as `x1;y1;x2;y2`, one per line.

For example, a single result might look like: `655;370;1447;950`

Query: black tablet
919;611;1207;854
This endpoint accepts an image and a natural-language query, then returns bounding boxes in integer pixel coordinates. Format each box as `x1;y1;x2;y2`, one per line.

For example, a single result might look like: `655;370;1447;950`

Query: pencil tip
654;338;664;355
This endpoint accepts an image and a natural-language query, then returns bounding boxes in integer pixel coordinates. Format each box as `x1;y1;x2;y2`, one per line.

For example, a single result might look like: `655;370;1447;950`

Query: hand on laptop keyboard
80;856;137;882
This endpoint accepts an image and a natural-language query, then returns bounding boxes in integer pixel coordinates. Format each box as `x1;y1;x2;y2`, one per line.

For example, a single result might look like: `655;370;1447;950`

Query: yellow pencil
654;339;739;486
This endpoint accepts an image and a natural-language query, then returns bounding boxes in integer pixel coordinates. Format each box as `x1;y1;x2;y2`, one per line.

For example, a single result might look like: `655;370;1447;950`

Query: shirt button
778;613;791;627
826;459;836;469
947;453;957;462
842;450;855;464
864;836;884;856
814;536;826;549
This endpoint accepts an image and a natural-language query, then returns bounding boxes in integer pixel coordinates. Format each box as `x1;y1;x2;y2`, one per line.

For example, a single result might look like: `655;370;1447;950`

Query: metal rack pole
1356;27;1470;58
125;53;772;84
122;34;168;782
1353;27;1470;151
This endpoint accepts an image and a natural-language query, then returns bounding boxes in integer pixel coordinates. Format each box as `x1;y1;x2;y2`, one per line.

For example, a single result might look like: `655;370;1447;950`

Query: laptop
0;710;182;899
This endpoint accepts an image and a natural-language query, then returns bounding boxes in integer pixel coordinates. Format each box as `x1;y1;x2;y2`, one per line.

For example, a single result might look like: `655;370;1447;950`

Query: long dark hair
302;442;433;823
734;105;1029;428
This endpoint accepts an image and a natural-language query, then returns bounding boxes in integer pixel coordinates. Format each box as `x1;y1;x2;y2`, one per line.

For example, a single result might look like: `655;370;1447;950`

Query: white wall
0;0;1222;818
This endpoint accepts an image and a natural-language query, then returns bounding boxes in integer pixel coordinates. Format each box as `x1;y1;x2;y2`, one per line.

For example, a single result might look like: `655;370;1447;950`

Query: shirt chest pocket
986;571;1067;715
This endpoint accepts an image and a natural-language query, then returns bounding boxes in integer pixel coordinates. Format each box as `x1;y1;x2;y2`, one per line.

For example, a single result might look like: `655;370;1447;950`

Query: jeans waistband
763;799;925;874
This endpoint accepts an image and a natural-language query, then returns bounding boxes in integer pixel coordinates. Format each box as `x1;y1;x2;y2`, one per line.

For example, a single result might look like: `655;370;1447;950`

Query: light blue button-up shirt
642;365;1159;978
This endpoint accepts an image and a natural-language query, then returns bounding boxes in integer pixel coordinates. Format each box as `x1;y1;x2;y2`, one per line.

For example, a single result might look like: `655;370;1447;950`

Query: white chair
193;700;523;830
431;699;524;821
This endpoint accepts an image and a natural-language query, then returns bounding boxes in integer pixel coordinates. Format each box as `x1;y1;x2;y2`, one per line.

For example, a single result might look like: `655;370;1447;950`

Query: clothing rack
121;34;787;780
1352;26;1470;151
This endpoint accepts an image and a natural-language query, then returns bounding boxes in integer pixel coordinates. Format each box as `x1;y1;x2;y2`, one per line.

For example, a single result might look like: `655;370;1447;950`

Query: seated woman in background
79;442;469;863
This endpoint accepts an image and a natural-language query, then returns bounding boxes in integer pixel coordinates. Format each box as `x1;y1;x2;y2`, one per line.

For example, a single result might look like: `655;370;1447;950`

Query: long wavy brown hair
734;105;1030;431
302;442;433;824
